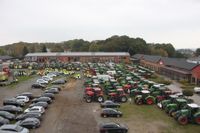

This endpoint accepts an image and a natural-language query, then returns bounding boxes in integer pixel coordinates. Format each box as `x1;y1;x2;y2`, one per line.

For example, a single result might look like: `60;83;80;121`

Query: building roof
143;55;161;63
26;52;130;57
132;54;144;59
0;55;14;60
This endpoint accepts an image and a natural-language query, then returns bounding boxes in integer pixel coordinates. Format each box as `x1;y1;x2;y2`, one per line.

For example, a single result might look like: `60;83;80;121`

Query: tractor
164;98;188;116
157;93;183;109
134;90;155;105
174;103;200;125
84;87;104;103
107;89;128;103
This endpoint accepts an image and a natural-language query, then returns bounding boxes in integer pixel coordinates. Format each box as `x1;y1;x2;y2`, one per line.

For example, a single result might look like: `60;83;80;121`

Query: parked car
45;88;59;94
99;122;128;133
0;124;29;133
46;73;57;78
0;111;15;120
29;102;48;109
47;86;61;91
51;79;66;85
18;92;34;99
31;83;46;89
17;118;40;129
0;105;23;114
42;76;53;81
100;100;120;108
24;106;45;114
41;93;55;100
3;99;25;107
15;96;29;103
36;79;48;84
0;116;9;126
194;87;200;94
16;112;42;121
101;108;122;118
32;97;52;104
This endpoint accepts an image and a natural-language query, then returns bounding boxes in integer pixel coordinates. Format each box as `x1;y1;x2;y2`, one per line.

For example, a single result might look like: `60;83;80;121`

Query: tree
195;48;200;56
0;48;5;55
22;46;29;56
41;45;47;52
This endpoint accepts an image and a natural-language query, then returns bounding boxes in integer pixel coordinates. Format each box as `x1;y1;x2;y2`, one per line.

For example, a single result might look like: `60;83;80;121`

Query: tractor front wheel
85;96;92;103
97;96;104;103
135;98;142;105
121;96;127;103
178;116;188;125
169;109;175;117
195;116;200;125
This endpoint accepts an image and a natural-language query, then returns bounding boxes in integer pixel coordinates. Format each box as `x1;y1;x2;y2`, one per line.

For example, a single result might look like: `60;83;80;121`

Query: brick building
133;54;200;85
25;52;130;63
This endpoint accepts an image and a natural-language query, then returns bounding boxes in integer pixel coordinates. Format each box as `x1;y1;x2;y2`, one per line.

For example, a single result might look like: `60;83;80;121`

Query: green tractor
164;98;188;116
174;103;200;125
157;94;181;109
134;90;155;105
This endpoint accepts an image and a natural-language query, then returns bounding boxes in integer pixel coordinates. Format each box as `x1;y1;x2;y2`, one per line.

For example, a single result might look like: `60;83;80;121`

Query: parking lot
0;65;200;133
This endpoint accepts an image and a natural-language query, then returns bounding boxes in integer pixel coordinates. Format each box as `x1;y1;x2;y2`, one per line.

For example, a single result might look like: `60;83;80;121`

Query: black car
31;83;46;89
32;97;52;104
17;117;40;129
0;116;9;126
0;111;15;120
45;88;59;94
29;102;48;109
51;79;66;85
16;112;42;121
101;108;122;118
0;105;23;114
41;93;55;100
100;100;120;108
99;122;128;133
18;92;34;99
3;98;25;107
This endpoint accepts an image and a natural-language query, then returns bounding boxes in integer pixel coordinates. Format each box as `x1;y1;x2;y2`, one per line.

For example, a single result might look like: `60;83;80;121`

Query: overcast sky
0;0;200;49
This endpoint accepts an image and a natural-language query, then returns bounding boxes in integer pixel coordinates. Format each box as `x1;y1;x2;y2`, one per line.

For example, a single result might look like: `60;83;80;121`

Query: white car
36;79;48;84
16;96;29;103
42;76;53;81
24;106;45;114
47;73;56;78
194;87;200;94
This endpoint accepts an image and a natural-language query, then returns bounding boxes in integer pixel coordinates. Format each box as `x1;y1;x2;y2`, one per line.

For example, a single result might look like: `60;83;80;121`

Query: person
128;97;132;104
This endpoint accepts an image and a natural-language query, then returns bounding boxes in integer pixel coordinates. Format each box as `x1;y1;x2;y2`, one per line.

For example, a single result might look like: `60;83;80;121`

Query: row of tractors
82;63;200;125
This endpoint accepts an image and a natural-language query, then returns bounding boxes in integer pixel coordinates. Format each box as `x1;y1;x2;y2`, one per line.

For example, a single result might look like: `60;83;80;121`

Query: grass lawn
9;75;35;88
119;103;200;133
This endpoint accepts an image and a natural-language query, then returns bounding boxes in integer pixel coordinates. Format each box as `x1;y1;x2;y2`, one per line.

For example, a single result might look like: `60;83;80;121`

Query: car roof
103;108;117;111
0;124;19;130
187;103;200;108
101;122;120;127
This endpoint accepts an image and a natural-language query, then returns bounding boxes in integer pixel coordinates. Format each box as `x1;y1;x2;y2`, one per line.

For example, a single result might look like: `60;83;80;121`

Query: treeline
0;35;186;58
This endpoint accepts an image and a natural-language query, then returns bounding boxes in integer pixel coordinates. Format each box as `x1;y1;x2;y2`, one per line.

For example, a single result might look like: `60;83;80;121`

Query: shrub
182;89;194;97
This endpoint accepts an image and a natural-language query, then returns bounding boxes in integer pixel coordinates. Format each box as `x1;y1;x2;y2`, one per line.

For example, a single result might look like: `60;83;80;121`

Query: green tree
195;48;200;56
41;45;47;52
22;46;29;56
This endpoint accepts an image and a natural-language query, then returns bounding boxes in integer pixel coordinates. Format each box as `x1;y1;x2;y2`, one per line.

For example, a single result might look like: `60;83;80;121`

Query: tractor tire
146;97;154;105
195;116;200;125
97;96;104;103
169;109;175;117
135;98;143;105
121;96;127;103
178;116;188;125
85;96;92;103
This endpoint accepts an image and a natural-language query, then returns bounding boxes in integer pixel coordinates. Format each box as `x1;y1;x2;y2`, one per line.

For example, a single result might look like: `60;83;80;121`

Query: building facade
25;52;130;63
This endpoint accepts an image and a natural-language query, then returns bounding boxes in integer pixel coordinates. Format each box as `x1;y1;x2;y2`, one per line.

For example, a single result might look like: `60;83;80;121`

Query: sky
0;0;200;49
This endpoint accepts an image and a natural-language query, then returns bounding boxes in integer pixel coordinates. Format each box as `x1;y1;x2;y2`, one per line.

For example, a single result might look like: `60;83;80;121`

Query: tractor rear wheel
85;96;92;103
195;116;200;125
121;96;127;103
146;97;154;105
178;116;188;125
97;96;104;103
135;98;142;105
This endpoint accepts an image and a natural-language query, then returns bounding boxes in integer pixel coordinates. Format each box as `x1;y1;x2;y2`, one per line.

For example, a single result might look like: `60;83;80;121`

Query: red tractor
107;89;128;103
84;87;104;103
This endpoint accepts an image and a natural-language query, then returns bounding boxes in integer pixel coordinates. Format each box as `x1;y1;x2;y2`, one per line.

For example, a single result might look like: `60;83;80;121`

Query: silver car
0;124;29;133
